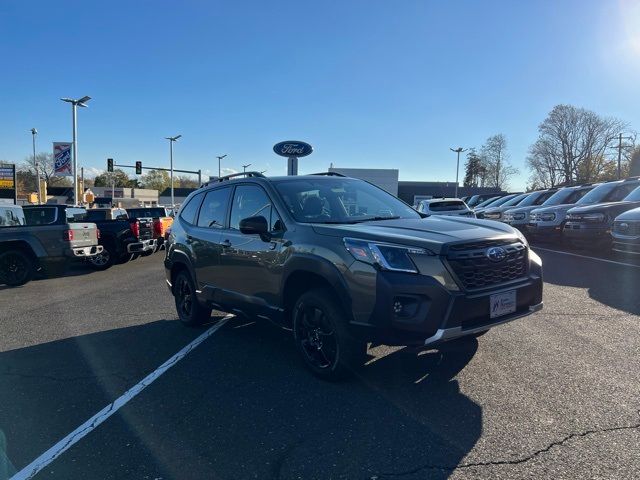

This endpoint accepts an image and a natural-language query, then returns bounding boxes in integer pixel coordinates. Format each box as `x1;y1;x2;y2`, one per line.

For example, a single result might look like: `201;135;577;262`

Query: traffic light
135;161;142;175
107;158;114;172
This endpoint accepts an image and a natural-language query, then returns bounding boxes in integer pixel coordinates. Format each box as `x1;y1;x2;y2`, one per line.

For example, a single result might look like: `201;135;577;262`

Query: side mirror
239;215;270;241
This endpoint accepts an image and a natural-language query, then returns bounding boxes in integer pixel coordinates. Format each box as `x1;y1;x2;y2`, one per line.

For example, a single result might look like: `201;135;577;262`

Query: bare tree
480;134;518;190
21;152;71;187
527;105;629;185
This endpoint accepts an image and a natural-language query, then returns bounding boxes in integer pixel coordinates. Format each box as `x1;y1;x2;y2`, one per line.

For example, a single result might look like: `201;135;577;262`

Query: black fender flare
165;247;197;289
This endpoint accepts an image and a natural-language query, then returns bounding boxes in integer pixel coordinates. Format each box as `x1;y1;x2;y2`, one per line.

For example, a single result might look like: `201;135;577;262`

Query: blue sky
2;0;640;189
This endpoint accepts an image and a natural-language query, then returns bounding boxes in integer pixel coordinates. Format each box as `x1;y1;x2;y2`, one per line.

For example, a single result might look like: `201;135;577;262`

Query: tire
88;243;115;270
173;271;212;326
0;249;35;286
292;288;367;381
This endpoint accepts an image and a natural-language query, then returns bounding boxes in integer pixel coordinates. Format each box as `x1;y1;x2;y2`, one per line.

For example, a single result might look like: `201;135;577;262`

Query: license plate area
490;290;516;318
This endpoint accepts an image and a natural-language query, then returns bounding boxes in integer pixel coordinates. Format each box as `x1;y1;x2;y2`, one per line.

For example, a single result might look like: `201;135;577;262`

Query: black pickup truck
84;208;156;269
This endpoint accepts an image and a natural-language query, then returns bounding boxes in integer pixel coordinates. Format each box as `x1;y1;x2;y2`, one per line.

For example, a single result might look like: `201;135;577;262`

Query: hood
567;200;640;215
483;204;518;214
614;206;640;221
531;204;576;214
311;216;518;254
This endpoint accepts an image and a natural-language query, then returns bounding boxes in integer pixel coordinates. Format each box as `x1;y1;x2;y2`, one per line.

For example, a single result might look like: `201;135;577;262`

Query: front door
215;184;287;316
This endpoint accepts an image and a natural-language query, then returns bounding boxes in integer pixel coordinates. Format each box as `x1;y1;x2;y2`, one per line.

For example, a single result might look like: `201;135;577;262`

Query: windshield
576;182;622;205
542;187;592;206
499;193;529;208
623;186;640;202
474;196;501;208
274;178;420;223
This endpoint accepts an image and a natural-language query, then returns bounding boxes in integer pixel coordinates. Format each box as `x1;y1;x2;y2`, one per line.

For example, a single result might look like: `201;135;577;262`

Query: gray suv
165;173;543;380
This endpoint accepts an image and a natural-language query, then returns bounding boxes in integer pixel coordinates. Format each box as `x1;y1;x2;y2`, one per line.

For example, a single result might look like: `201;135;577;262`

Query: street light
216;154;227;178
450;147;467;198
165;135;182;208
242;163;252;173
61;95;91;205
30;128;41;204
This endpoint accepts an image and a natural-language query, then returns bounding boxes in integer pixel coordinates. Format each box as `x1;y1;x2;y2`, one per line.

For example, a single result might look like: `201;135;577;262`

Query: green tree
463;149;484;187
93;169;136;187
629;147;640;177
176;175;200;188
141;169;171;191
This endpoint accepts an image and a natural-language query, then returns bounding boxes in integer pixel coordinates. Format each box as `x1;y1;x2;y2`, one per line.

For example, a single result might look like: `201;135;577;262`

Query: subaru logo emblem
486;246;507;262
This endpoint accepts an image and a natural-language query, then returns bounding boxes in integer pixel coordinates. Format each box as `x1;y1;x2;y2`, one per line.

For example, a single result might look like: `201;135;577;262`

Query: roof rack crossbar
200;171;266;188
309;172;345;177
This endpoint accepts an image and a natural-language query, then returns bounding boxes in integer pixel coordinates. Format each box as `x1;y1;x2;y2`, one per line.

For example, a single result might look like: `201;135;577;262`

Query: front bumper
527;222;563;239
611;233;640;254
127;238;157;253
345;256;544;347
65;245;104;258
563;222;611;245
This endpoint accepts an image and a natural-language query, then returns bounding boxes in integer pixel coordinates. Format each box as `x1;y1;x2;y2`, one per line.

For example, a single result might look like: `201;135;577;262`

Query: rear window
86;210;108;221
66;208;87;222
607;183;639;202
24;207;57;225
428;201;466;211
179;192;205;224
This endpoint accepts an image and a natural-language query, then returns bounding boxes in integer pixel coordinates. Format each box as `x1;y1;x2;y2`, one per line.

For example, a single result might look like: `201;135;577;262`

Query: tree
176;175;199;188
480;134;518;190
21;152;72;187
630;147;640;177
463;149;484;187
526;104;628;186
93;169;137;188
141;169;171;192
16;170;38;196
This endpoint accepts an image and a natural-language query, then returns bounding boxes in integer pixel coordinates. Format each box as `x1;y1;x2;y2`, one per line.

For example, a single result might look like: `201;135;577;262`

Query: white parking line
533;246;640;269
11;315;233;480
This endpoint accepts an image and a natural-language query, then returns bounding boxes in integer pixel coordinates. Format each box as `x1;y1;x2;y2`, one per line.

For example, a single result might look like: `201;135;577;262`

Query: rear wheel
173;271;212;326
0;249;35;286
293;288;367;381
88;244;115;270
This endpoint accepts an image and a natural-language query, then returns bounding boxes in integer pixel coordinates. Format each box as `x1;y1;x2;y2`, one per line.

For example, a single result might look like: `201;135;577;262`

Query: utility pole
450;147;467;198
31;128;40;204
242;163;252;173
217;154;227;178
81;167;84;204
616;133;633;180
165;135;182;207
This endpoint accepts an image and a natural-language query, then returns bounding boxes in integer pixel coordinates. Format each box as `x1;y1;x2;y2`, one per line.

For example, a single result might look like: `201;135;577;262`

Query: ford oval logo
486;246;507;262
273;141;313;158
619;222;629;232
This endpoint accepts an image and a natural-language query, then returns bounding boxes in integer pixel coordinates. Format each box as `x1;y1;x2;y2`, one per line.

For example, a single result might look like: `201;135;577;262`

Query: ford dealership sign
273;141;313;158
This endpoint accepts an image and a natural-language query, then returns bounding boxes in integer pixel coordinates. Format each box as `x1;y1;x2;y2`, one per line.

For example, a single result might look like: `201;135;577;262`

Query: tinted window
230;185;276;230
86;210;108;221
500;193;528;207
127;208;167;218
576;182;621;205
179;192;205;224
0;207;25;226
607;183;638;202
24;207;57;225
66;208;87;222
197;188;230;228
622;185;640;202
428;201;466;211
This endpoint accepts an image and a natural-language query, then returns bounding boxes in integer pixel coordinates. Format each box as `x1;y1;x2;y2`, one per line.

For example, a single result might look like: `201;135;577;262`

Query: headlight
566;213;580;221
513;212;526;221
515;229;529;247
582;213;605;222
485;212;501;220
539;212;556;221
344;238;433;273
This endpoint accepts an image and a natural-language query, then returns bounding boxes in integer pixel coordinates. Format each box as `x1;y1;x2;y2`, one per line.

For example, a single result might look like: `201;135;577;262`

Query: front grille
446;240;528;290
613;221;640;236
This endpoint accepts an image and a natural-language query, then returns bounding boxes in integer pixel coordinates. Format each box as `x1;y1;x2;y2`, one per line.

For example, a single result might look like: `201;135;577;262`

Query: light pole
165;135;182;208
216;154;227;178
30;128;40;204
450;147;467;198
61;96;91;205
242;163;252;173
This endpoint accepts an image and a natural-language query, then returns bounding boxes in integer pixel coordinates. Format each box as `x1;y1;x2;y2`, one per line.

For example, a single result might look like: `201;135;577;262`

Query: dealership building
328;167;502;205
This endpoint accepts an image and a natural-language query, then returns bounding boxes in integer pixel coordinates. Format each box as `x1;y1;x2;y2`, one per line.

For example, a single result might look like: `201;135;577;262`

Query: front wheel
173;271;212;326
293;288;367;381
0;250;35;286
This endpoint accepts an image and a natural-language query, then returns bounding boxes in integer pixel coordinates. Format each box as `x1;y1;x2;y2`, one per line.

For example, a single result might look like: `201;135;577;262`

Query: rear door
215;184;287;314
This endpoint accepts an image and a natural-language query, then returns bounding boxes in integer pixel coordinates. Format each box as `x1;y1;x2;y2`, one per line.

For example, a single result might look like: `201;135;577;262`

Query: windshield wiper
352;216;401;223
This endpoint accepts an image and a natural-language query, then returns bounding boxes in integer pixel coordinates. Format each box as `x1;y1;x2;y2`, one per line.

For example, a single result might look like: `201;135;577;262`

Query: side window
197;188;230;228
179;192;205;225
230;185;275;231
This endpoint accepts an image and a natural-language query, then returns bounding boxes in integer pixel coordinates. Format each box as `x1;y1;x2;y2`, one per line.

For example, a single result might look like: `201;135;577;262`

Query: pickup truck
84;208;156;269
1;205;103;286
126;207;173;252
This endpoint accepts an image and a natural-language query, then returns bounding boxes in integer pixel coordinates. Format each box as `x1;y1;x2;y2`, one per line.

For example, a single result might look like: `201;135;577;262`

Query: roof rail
623;176;640;182
309;172;345;177
200;171;266;188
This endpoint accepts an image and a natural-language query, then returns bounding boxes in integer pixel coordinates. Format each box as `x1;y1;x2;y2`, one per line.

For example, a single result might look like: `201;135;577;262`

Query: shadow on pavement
536;247;640;315
12;317;483;480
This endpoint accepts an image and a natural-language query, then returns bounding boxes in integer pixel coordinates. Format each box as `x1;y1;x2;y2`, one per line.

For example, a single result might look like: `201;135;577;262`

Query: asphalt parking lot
1;247;639;480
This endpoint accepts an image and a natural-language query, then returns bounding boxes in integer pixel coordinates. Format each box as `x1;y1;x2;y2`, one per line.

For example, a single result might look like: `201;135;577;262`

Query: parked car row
475;177;640;255
0;204;173;286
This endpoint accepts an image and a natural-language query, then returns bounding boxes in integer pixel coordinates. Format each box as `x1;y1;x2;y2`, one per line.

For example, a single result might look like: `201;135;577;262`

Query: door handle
220;239;232;248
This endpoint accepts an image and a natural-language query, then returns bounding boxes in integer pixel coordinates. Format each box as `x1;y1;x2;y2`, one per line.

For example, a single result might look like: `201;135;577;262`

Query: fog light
392;296;419;318
393;300;403;314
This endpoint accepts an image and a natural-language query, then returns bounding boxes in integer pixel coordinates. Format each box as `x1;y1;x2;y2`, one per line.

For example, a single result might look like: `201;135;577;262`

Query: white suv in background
416;198;475;217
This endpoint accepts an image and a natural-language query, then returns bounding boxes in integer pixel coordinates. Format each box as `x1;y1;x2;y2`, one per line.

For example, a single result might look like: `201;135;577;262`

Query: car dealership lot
1;250;639;479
